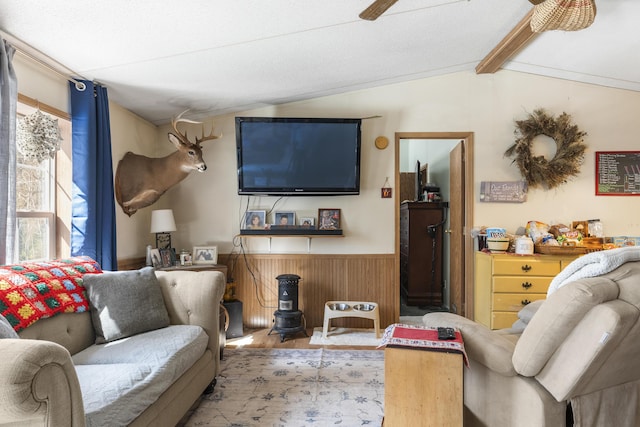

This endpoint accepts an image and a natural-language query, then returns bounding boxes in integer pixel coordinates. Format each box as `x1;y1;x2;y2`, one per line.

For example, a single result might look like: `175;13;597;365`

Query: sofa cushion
83;267;170;344
0;314;18;339
513;278;619;377
72;324;208;427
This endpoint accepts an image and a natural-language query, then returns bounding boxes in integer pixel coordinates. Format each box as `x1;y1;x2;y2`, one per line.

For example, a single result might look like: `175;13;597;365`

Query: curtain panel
69;81;117;270
0;40;17;265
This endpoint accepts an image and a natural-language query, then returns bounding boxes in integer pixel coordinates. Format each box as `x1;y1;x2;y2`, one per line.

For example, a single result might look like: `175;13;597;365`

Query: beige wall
14;55;158;259
164;71;640;256
14;52;640;259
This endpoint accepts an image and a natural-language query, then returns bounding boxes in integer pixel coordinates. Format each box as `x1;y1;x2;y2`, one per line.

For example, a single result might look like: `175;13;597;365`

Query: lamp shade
150;209;176;233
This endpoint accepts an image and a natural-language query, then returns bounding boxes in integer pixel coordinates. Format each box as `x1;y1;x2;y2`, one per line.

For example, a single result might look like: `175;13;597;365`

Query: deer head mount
115;110;220;216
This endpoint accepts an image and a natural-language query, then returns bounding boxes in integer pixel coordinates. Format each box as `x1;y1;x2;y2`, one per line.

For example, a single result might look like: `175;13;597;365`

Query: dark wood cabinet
400;201;445;307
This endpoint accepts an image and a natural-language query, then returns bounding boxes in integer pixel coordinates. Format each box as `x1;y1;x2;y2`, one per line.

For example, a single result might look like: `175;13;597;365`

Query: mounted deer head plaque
115;111;219;216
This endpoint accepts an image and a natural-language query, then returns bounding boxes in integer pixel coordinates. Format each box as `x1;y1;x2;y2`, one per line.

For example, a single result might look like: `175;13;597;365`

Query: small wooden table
382;325;464;426
384;348;462;426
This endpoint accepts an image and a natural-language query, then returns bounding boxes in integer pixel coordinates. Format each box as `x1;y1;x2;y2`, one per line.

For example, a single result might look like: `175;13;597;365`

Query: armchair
423;260;640;427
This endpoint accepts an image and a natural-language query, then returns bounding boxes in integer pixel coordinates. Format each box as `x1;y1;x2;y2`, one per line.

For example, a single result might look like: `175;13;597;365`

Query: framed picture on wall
193;246;218;265
318;209;341;230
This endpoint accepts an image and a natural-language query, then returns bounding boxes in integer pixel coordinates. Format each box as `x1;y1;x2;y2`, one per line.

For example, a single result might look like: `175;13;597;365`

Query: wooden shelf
237;234;344;253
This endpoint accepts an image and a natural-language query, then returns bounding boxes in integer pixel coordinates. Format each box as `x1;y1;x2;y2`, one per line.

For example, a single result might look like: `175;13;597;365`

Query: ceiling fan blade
359;0;399;21
528;0;546;4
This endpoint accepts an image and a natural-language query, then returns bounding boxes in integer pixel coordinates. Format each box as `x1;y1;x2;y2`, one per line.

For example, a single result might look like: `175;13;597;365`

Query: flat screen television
235;117;362;196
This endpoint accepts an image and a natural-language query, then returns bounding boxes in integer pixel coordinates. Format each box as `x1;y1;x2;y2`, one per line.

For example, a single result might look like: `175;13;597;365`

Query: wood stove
269;274;308;342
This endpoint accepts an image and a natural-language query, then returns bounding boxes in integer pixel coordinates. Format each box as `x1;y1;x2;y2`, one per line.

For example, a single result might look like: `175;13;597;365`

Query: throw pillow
517;299;544;324
0;314;19;339
83;267;170;344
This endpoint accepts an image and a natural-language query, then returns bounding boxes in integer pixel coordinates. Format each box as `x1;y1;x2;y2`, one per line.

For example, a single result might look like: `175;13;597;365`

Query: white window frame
15;95;70;262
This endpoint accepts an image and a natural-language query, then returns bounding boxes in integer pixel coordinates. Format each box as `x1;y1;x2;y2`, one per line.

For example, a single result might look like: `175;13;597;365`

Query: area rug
308;327;382;346
184;348;385;426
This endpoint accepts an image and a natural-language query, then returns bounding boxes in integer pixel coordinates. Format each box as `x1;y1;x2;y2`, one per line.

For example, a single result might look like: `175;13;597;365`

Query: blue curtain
69;80;117;270
0;40;17;265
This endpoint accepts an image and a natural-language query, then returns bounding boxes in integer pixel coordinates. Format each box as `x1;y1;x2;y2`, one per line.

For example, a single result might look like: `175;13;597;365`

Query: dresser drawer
493;258;561;276
493;276;553;293
492;293;546;312
492;312;519;329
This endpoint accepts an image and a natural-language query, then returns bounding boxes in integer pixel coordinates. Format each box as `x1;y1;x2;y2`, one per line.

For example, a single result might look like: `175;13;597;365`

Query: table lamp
150;209;176;249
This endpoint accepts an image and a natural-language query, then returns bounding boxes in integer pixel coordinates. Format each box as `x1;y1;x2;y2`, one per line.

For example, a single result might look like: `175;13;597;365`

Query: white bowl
487;238;509;252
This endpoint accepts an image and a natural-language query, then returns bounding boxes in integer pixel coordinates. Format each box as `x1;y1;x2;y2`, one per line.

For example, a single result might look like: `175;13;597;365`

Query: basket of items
528;220;604;255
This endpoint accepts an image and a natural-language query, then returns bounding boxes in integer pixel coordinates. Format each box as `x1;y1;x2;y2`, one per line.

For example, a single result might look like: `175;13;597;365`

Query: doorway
395;132;475;320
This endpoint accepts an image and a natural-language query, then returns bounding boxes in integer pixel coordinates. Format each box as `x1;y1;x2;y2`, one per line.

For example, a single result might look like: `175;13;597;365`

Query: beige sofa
0;269;225;427
424;258;640;427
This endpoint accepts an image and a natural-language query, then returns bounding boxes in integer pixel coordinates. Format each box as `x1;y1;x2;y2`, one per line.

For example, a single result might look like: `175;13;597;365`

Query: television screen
235;117;362;196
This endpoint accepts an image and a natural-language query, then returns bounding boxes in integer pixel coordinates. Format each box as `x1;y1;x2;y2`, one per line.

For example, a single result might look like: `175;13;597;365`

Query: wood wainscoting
221;253;397;330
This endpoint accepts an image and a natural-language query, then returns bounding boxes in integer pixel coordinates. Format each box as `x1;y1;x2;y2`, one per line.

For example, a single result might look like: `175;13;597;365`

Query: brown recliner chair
423;260;640;427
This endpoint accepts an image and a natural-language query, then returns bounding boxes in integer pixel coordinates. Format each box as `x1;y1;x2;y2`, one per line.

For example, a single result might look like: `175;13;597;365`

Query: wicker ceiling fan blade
359;0;399;21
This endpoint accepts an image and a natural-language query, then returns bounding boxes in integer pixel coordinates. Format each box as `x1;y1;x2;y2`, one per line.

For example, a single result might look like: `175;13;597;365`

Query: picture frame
150;248;162;268
159;248;176;268
274;211;295;226
193;246;218;265
318;209;341;230
299;217;315;227
243;210;267;229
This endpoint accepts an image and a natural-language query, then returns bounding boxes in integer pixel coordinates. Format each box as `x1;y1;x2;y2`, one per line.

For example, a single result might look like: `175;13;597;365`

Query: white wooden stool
322;301;380;338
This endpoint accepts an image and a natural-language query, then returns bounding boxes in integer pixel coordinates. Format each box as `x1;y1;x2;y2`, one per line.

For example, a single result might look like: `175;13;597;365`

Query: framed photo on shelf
243;210;266;229
159;248;176;268
193;246;218;265
318;209;341;230
274;211;295;226
299;217;315;227
150;248;162;268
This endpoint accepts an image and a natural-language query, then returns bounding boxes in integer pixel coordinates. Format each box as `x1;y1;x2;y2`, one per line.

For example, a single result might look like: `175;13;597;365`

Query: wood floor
224;328;380;351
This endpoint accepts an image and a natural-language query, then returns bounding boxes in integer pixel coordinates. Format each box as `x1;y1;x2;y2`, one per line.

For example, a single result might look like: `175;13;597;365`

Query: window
15;98;72;262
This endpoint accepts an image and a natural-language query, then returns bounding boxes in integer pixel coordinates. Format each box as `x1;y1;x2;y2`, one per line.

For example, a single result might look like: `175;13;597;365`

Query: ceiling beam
475;9;539;74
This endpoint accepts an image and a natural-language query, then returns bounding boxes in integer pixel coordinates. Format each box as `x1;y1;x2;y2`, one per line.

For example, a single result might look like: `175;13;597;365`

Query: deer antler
171;109;220;145
196;123;221;145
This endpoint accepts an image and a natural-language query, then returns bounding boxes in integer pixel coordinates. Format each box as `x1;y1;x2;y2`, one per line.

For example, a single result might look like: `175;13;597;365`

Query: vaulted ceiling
0;0;636;125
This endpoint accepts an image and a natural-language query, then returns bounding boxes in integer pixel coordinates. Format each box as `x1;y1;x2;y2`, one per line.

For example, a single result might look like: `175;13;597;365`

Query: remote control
437;327;456;340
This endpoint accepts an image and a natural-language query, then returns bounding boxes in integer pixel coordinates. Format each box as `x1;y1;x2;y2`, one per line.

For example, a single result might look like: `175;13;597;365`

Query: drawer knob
521;264;532;272
521;299;531;306
522;282;532;289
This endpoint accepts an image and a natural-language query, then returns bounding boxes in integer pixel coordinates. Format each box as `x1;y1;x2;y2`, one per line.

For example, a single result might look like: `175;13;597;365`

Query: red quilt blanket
0;256;102;332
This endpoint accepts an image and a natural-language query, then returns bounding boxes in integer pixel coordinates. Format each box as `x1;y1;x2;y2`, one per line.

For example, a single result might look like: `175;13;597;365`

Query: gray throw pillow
517;299;545;324
83;267;170;344
0;314;19;339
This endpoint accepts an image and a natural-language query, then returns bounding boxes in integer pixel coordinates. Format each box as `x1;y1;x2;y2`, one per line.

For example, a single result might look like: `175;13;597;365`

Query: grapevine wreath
504;109;587;189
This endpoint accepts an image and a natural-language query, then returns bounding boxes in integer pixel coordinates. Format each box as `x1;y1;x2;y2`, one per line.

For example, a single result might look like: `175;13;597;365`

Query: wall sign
595;151;640;195
480;181;528;203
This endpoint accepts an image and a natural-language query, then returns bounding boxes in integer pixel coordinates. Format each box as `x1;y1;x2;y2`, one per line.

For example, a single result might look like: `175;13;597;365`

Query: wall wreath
504;109;587;189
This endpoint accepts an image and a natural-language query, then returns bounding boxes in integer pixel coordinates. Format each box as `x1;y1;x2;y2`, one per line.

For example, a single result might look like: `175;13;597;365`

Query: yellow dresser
474;252;578;329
